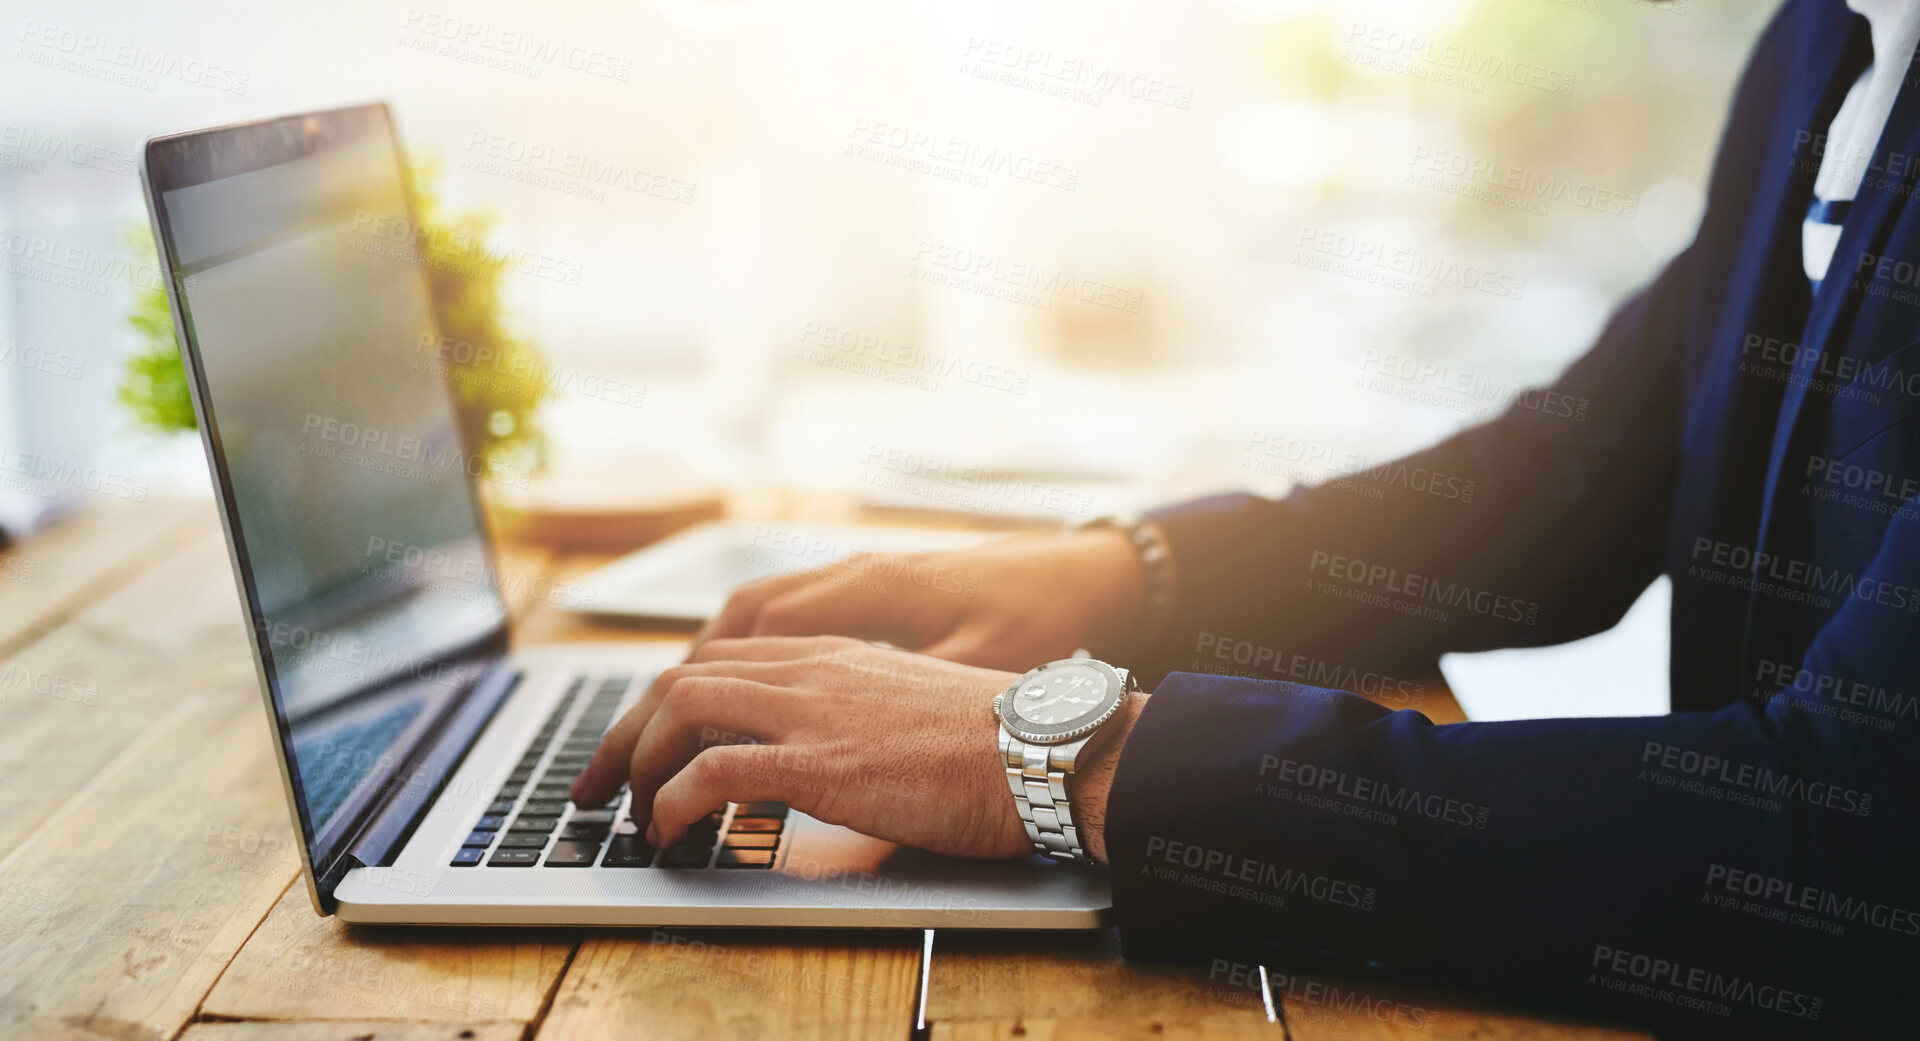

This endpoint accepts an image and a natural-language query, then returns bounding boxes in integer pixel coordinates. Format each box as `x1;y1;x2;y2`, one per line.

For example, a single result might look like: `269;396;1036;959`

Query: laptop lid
141;104;517;911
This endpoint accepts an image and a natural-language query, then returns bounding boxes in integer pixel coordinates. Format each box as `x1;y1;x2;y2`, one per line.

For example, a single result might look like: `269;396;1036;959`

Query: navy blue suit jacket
1107;2;1918;1036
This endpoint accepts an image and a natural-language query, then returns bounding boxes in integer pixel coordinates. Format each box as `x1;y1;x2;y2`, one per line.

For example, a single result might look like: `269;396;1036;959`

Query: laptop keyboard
450;673;788;870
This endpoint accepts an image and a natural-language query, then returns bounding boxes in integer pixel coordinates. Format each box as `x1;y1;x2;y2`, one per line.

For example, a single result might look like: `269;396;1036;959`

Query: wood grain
536;929;921;1041
927;929;1277;1040
0;498;201;657
0;504;254;858
178;1021;528;1041
0;697;297;1041
200;886;572;1023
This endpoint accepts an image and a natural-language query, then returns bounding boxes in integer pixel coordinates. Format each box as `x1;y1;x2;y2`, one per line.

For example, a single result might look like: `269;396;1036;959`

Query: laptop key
568;809;618;825
661;845;713;868
498;832;550;849
523;799;569;817
721;833;779;850
486;800;516;815
560;822;610;841
450;848;485;866
716;850;775;869
602;836;656;867
508;817;560;833
675;827;719;849
489;849;540;867
727;818;781;834
475;815;506;830
463;829;497;847
544;840;602;867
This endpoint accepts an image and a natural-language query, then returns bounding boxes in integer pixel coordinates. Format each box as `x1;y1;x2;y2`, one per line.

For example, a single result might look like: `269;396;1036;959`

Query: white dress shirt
1804;0;1920;290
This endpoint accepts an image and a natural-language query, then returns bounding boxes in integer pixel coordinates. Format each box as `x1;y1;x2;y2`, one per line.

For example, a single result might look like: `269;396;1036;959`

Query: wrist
1070;688;1147;863
1071;528;1150;656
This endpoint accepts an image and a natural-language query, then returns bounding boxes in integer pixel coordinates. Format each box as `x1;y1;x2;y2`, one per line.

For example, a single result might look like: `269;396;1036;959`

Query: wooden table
0;498;1652;1041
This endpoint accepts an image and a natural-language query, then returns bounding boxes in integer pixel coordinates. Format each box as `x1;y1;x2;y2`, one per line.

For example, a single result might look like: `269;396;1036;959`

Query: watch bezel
995;658;1128;744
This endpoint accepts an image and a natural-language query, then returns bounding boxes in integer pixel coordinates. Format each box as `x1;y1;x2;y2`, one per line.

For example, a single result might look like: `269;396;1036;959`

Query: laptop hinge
322;661;521;900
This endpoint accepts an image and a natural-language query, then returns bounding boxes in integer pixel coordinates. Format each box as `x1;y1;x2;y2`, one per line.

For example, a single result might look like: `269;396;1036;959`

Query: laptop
140;103;1108;927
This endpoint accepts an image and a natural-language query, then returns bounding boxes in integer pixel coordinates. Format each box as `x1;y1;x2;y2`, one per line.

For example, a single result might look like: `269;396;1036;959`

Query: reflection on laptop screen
149;107;507;850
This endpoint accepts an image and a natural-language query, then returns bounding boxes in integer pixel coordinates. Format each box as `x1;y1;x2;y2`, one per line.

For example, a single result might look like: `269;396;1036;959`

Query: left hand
569;636;1034;858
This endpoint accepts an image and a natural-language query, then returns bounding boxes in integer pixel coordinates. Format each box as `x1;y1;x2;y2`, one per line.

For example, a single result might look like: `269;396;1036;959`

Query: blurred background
0;0;1773;715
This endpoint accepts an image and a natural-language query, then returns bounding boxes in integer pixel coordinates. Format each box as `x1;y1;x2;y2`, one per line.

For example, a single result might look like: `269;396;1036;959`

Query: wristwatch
994;657;1138;863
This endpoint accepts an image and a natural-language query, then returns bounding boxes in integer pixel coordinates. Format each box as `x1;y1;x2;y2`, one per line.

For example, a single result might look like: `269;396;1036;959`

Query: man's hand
570;637;1051;857
692;529;1147;672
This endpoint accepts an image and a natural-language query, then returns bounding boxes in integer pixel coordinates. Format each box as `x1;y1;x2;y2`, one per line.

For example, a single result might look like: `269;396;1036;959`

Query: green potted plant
119;156;551;481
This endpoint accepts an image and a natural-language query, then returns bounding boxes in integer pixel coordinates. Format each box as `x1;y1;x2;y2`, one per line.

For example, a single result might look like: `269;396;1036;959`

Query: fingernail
645;823;660;846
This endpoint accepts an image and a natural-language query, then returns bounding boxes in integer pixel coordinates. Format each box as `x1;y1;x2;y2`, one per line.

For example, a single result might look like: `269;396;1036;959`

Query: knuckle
654;664;691;690
754;596;806;634
661;672;709;705
805;634;859;661
696;638;752;662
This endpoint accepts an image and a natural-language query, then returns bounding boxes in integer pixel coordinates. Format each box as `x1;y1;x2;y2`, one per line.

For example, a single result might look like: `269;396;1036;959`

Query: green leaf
119;152;551;474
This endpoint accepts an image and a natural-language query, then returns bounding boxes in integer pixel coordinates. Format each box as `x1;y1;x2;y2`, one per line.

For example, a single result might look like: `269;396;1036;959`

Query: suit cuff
1103;670;1448;973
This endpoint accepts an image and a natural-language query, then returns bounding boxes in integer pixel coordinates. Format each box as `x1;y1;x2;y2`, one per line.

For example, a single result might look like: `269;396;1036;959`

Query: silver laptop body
140;102;1108;928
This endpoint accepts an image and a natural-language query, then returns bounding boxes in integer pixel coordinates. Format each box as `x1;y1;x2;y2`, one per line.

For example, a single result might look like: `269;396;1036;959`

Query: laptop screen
144;106;509;865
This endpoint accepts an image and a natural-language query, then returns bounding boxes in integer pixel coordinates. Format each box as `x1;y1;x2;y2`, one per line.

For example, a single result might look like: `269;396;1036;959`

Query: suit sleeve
1129;0;1825;691
1131;244;1688;685
1106;492;1920;1039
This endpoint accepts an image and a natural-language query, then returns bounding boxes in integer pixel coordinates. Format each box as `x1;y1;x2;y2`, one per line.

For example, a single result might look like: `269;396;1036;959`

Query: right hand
693;527;1148;671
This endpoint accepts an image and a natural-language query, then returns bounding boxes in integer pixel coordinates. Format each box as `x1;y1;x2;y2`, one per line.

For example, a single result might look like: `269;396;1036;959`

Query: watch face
1000;660;1124;742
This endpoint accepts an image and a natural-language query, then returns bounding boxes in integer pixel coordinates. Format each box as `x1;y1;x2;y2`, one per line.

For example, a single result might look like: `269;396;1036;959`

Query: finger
686;635;850;664
623;676;797;834
694;570;816;645
571;662;798;806
749;571;954;648
647;744;796;848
